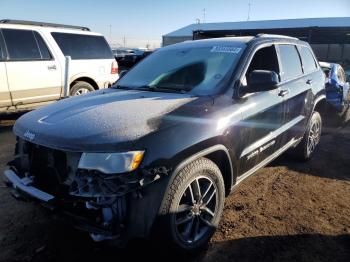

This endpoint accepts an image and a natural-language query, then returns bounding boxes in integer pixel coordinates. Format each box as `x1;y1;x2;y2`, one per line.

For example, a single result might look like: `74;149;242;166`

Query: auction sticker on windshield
210;46;242;54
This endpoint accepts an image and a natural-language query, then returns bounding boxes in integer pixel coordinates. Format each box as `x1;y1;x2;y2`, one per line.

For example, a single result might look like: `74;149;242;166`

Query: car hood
13;89;199;152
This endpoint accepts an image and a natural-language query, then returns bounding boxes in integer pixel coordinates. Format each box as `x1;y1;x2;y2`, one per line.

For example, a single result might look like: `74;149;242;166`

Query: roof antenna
247;1;251;21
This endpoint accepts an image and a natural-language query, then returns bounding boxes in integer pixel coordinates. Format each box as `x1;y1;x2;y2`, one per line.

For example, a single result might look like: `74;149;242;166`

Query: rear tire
70;81;95;96
292;111;322;161
340;103;350;125
157;157;225;253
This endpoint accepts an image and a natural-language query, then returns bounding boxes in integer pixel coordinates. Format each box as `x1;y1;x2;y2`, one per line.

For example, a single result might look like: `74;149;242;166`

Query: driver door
236;45;287;178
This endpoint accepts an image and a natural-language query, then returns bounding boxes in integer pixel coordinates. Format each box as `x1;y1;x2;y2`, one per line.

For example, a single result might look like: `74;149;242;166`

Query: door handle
47;65;57;70
278;89;289;97
306;79;313;85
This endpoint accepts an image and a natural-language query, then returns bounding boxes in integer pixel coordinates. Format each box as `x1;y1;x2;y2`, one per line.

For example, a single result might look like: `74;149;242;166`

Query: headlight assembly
78;151;144;174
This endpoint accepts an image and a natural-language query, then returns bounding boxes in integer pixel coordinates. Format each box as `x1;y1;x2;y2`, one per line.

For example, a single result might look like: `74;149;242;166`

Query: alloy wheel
74;88;90;96
173;176;218;244
307;120;321;155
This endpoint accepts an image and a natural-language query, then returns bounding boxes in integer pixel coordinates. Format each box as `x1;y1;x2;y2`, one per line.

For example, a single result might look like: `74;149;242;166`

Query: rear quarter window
299;46;317;73
278;44;303;81
51;32;113;60
33;31;52;60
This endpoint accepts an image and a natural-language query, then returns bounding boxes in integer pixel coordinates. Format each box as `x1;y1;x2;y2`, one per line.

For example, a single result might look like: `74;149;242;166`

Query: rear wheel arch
70;77;99;90
312;95;328;126
313;96;327;116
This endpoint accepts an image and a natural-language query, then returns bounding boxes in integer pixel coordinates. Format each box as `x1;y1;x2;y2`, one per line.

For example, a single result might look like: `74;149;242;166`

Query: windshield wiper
114;84;191;93
114;84;132;90
138;84;191;93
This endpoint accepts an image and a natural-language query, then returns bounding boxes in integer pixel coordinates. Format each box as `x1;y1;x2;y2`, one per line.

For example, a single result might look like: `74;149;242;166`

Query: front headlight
78;151;144;174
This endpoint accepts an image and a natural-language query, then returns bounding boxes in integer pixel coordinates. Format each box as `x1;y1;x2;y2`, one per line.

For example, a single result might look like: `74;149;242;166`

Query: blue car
320;62;350;114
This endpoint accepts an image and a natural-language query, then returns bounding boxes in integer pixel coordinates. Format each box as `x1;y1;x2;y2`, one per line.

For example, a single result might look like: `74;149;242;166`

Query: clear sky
1;0;349;48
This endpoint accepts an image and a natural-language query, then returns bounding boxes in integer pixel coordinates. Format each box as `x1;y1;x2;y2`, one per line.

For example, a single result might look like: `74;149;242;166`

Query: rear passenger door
2;29;62;106
276;44;312;142
0;31;12;109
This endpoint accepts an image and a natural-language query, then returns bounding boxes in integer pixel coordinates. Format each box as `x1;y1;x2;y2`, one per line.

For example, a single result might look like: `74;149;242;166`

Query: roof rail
0;19;90;31
255;33;298;40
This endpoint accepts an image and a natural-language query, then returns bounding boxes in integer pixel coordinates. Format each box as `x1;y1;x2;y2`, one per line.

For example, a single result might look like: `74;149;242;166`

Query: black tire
340;103;350;125
157;157;225;253
292;111;322;161
70;81;95;96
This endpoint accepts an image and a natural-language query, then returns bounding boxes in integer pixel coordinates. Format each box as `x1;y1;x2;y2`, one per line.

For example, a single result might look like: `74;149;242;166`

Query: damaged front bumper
4;169;54;202
4;139;171;244
4;168;127;242
4;139;172;244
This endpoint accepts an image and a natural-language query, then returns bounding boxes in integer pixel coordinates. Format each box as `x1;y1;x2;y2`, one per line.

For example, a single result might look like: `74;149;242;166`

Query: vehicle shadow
0;114;21;166
12;221;350;262
202;234;350;262
0;124;12;134
16;221;197;262
0;113;24;132
270;122;350;181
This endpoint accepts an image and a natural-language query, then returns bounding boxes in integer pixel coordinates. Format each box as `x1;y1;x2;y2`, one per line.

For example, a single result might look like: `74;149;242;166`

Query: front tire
293;111;322;161
158;157;225;253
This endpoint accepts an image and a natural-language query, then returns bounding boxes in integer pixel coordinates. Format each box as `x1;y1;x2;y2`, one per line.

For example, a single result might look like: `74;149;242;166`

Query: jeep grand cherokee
4;34;325;252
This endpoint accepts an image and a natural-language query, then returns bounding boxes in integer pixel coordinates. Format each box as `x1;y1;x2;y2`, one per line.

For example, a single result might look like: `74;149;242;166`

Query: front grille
27;143;74;196
30;144;66;195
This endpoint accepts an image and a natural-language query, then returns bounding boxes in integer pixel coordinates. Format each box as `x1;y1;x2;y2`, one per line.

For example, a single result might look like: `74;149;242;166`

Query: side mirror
119;70;128;79
245;70;279;93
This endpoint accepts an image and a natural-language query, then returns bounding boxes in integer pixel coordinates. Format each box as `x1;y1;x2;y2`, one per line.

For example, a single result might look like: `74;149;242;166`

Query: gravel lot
0;115;349;262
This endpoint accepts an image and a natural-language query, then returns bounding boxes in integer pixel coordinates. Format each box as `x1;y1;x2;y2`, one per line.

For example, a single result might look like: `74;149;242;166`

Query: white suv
0;20;119;113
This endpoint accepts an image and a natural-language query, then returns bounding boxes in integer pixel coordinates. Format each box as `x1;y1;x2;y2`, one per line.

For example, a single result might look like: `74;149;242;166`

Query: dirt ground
0;115;349;262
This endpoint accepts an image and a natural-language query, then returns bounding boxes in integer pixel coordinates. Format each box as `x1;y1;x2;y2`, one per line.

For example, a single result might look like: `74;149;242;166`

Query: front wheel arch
171;145;234;197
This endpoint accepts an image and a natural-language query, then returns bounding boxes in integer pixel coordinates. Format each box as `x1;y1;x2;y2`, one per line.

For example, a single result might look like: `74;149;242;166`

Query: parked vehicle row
113;47;153;68
0;19;119;113
5;34;326;252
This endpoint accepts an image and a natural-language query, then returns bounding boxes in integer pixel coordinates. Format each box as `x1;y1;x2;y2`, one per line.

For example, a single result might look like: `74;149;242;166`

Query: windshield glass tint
115;45;244;95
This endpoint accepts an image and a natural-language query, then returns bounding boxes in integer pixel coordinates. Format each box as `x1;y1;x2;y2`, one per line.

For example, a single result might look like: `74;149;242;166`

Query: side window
0;34;3;60
244;45;280;85
299;46;317;73
278;45;303;81
2;29;41;60
51;32;113;60
33;31;52;60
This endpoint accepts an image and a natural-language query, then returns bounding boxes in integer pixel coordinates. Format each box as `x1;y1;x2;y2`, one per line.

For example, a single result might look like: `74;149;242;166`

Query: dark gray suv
4;34;325;252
